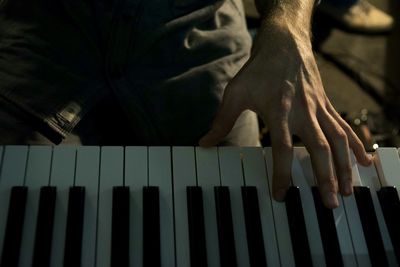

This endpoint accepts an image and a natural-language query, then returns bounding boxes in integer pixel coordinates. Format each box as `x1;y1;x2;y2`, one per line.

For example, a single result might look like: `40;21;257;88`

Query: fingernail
326;192;339;208
274;188;287;202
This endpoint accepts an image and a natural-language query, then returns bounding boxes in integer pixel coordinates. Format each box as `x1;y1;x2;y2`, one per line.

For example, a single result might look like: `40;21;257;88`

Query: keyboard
0;146;399;267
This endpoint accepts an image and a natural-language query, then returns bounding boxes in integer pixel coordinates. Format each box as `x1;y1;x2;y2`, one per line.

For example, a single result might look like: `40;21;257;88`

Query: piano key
74;146;100;267
124;146;148;267
214;186;237;267
64;186;85;267
0;146;28;266
373;147;400;264
285;186;313;267
241;147;280;267
356;159;398;266
241;186;267;267
143;186;160;267
32;186;57;267
171;147;198;267
353;186;389;266
1;186;27;267
292;148;326;267
148;147;175;267
377;187;400;264
264;147;295;266
96;147;124;267
374;148;400;189
47;146;76;267
332;199;358;266
311;187;344;267
186;186;207;267
341;157;371;267
218;147;249;267
19;146;53;267
195;147;221;267
296;147;356;267
111;186;130;267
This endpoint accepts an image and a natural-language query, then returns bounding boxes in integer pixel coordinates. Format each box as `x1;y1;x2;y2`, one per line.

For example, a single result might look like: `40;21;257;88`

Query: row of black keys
1;185;400;267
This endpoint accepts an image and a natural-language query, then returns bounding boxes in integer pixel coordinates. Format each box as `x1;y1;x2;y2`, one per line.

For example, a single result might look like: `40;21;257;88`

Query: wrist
255;17;312;50
251;19;314;63
256;0;316;40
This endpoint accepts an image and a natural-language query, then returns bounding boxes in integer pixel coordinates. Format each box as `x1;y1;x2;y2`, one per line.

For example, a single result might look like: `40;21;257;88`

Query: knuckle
342;122;353;133
276;138;292;151
312;139;331;155
334;129;348;143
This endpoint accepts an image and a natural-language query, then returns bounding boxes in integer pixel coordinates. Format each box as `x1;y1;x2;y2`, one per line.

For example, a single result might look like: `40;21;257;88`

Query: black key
186;186;207;267
312;187;343;267
241;186;267;267
354;186;388;267
285;186;313;267
111;186;130;267
143;186;160;267
32;186;57;267
377;186;400;264
64;186;85;267
0;186;28;267
214;186;237;267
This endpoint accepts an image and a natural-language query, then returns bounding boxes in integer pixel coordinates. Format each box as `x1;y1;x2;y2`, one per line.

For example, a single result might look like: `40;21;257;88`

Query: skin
199;0;372;209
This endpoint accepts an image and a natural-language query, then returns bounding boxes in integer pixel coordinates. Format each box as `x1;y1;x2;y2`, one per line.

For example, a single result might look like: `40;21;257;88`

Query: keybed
0;146;399;267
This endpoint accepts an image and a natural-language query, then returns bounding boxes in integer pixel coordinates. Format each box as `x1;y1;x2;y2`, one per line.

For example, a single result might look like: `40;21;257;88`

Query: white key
265;148;295;266
264;147;295;267
74;146;100;267
195;147;220;267
125;146;147;267
374;148;400;190
148;147;175;267
295;147;358;267
0;146;28;257
341;155;371;266
49;146;77;267
19;146;53;267
218;147;249;267
292;147;326;267
96;147;124;267
356;155;398;266
172;147;197;267
241;147;280;267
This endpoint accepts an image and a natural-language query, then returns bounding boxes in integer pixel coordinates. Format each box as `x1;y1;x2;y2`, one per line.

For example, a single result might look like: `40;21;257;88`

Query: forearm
254;0;316;39
255;0;318;24
250;0;319;61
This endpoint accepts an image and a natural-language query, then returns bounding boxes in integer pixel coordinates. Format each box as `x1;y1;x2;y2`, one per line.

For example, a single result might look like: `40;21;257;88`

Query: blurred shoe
318;0;394;34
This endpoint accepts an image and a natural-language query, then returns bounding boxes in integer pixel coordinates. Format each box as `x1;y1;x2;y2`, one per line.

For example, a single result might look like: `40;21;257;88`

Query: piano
0;146;399;267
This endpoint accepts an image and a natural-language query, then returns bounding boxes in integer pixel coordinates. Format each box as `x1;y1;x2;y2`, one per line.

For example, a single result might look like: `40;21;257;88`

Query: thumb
199;86;247;147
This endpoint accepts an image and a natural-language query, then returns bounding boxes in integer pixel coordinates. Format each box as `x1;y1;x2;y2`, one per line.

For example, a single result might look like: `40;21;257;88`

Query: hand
199;20;371;208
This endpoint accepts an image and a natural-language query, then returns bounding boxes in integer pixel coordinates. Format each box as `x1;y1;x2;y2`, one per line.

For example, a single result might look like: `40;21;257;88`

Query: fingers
327;103;372;166
299;118;339;208
270;120;293;202
319;111;353;196
199;85;247;147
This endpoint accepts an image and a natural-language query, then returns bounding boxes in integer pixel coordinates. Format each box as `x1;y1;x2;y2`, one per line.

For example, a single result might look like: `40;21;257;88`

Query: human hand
199;20;371;208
